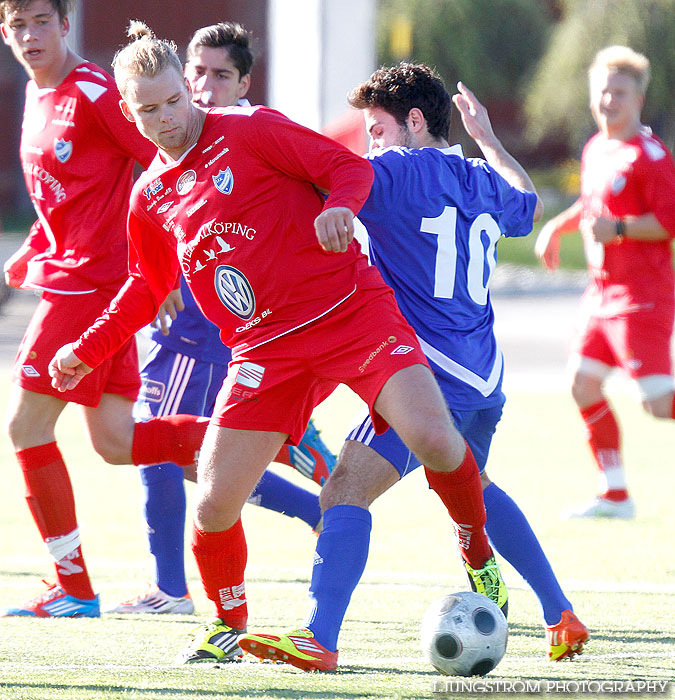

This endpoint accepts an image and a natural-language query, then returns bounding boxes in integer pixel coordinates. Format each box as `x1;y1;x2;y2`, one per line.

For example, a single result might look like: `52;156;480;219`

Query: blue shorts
346;399;505;477
133;342;228;420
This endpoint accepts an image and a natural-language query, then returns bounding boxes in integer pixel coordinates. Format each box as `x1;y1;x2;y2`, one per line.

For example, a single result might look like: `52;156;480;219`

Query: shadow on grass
0;681;402;698
508;620;675;647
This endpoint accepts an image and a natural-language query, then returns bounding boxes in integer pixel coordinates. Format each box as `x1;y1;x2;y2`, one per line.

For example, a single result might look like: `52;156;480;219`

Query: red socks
16;443;95;600
424;443;492;569
132;414;209;467
192;519;248;629
580;400;627;500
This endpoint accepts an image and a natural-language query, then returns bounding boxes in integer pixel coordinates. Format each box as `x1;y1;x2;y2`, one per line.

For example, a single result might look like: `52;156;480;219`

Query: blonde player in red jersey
536;46;675;519
48;22;507;668
0;0;209;617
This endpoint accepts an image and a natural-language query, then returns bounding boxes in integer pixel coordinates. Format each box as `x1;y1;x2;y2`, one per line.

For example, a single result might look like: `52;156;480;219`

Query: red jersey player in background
49;22;507;669
0;0;209;618
535;46;675;519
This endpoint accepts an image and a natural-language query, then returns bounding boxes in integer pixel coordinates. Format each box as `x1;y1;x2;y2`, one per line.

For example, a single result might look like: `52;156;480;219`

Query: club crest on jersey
54;138;73;163
176;170;197;195
611;175;627;195
213;167;234;195
214;264;255;319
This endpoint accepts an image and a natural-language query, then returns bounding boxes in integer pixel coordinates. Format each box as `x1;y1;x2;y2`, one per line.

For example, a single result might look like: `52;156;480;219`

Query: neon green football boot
464;555;509;617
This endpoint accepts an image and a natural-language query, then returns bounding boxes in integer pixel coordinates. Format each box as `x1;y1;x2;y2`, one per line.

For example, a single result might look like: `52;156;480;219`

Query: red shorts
211;286;429;444
13;290;140;407
573;305;673;379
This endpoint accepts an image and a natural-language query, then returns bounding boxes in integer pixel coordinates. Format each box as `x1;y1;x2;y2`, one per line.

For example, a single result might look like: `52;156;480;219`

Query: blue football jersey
358;145;537;409
145;276;231;365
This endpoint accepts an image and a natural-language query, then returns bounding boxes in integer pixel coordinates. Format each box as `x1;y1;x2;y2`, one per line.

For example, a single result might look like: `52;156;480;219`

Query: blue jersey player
240;64;588;668
106;23;335;615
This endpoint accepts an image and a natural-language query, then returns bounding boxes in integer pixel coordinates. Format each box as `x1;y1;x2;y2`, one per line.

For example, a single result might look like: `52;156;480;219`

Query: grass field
0;373;674;700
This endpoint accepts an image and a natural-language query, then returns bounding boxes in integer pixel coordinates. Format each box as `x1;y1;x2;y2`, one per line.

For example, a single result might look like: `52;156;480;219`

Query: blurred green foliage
377;0;675;156
524;0;675;153
378;0;554;100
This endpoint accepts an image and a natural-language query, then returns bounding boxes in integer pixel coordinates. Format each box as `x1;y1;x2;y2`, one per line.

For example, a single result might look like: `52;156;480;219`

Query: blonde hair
589;45;651;94
113;20;183;98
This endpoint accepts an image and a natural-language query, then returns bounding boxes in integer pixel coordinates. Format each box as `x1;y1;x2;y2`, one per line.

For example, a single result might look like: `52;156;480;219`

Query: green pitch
0;379;673;700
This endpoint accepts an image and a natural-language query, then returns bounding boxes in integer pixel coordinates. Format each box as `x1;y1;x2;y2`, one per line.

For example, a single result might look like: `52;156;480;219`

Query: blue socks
140;465;321;600
484;482;571;625
306;505;372;651
140;463;188;598
249;470;321;531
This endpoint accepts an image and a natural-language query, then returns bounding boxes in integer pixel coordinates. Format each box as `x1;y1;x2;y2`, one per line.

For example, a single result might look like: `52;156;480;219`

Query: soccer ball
420;591;508;676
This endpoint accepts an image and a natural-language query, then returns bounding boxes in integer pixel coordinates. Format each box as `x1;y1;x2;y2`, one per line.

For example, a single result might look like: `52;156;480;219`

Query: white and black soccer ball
420;591;508;676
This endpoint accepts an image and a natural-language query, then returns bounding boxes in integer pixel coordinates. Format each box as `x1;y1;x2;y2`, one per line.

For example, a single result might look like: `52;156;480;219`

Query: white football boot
563;496;635;519
105;583;194;614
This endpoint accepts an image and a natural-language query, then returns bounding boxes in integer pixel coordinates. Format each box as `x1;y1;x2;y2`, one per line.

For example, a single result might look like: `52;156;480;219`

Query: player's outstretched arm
48;343;94;392
534;199;583;272
452;82;543;221
3;245;36;288
3;220;51;288
314;206;355;253
583;212;670;244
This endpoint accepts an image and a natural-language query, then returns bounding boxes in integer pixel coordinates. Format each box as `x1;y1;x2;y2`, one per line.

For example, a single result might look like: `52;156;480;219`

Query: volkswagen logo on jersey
214;265;255;319
54;138;73;163
213;167;234;195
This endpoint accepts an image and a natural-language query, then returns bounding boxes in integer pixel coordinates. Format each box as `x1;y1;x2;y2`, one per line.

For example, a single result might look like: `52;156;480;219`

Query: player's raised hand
48;343;93;392
581;216;617;244
534;220;562;271
152;287;186;336
314;206;355;253
452;82;497;148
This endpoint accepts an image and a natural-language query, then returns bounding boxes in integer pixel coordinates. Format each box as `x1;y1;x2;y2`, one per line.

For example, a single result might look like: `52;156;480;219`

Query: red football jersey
73;106;377;367
19;62;156;294
580;131;675;314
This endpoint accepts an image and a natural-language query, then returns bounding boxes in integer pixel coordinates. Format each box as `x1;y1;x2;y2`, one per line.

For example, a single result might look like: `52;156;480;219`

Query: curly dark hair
0;0;74;22
348;62;451;141
186;22;254;79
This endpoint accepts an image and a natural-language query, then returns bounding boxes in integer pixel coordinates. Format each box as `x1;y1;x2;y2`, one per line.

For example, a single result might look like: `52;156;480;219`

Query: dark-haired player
241;63;587;668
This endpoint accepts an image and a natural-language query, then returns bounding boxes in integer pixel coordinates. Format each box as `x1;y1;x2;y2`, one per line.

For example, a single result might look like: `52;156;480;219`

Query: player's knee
5;411;53;450
319;468;357;510
641;395;673;419
571;377;596;407
570;377;586;405
409;421;464;472
5;411;21;447
195;494;239;532
90;435;128;465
